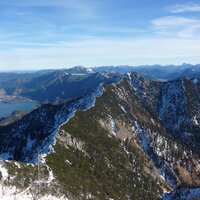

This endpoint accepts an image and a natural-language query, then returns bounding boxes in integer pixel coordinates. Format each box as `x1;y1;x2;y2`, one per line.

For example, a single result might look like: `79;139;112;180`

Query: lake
0;101;38;118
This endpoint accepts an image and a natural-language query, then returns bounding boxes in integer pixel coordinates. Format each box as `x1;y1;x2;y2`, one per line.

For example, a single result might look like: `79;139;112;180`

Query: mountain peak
64;66;95;75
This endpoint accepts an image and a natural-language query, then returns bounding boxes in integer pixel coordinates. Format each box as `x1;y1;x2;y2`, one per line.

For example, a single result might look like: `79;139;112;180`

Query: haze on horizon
1;0;200;71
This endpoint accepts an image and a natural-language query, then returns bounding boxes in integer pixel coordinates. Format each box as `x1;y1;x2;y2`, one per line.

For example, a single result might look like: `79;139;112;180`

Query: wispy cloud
1;0;200;70
0;0;92;9
152;16;199;27
0;0;99;20
1;37;200;70
151;16;200;38
169;3;200;13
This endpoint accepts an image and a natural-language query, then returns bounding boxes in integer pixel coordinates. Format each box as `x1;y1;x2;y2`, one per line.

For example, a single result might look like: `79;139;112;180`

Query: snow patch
86;68;95;73
120;104;127;113
44;164;54;183
65;160;72;165
14;162;21;169
71;73;86;76
109;115;117;136
193;115;199;125
0;160;8;180
193;79;198;84
127;73;131;80
0;189;68;200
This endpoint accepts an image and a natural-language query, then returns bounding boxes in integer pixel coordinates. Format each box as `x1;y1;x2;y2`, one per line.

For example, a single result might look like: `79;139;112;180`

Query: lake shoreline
0;100;38;118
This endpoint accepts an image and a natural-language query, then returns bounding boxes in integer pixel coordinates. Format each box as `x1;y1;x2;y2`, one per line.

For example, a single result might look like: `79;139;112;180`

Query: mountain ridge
0;72;199;199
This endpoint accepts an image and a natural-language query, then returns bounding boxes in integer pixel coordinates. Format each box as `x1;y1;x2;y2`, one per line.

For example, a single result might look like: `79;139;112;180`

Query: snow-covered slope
126;72;200;151
0;85;103;163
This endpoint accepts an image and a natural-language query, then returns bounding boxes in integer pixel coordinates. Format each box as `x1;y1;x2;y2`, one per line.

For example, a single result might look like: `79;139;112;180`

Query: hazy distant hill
0;67;121;104
94;63;200;80
1;65;200;105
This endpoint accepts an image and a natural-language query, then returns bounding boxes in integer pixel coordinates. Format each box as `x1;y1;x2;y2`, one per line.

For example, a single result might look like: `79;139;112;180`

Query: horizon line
0;62;199;73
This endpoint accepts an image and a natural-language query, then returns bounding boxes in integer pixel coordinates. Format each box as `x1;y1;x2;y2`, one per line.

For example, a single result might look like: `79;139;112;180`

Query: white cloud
0;1;200;70
152;16;199;27
169;4;200;13
151;16;200;38
0;37;200;70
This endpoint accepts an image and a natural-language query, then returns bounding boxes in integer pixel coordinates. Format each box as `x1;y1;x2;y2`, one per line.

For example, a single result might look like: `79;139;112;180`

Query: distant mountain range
0;66;121;104
1;64;200;105
0;70;199;199
94;63;200;80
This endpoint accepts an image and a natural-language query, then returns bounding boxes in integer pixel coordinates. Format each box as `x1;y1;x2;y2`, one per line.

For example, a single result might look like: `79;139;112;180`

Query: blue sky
1;0;200;70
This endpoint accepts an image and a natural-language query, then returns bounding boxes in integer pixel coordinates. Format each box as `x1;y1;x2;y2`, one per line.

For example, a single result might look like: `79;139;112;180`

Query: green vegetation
1;79;198;199
46;81;165;200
